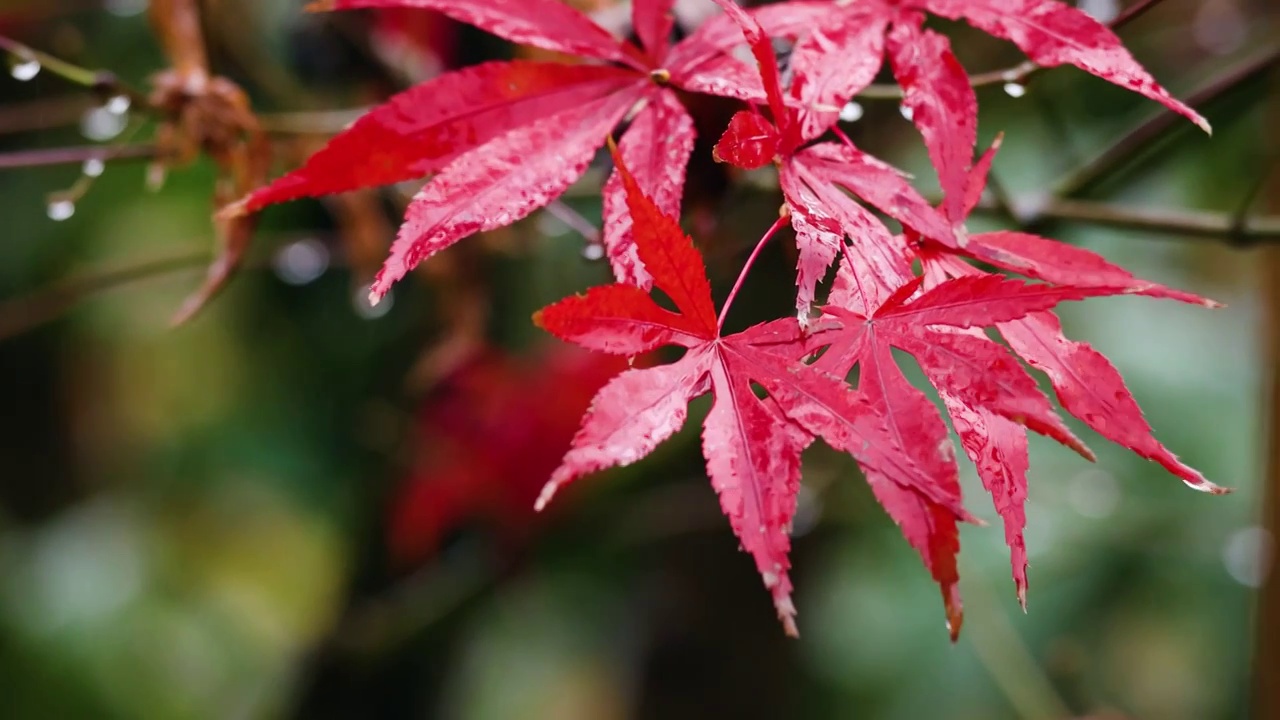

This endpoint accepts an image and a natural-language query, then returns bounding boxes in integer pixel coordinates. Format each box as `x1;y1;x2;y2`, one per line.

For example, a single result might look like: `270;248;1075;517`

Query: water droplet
898;104;914;121
273;238;330;286
10;59;40;82
82;158;105;178
105;95;131;115
839;101;864;123
353;284;393;319
1222;526;1273;588
582;244;605;261
80;106;127;141
1003;82;1027;98
47;200;75;222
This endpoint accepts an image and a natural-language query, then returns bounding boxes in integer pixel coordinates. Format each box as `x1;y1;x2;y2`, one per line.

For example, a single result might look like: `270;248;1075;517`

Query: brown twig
0;253;208;341
0;143;158;171
859;60;1038;100
969;196;1280;245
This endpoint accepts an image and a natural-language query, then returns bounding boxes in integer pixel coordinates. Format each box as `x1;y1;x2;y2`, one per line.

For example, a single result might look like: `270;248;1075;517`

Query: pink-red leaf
707;0;789;131
535;285;708;354
876;273;1109;327
887;19;977;223
610;142;718;333
703;354;808;635
714;110;780;170
789;15;888;142
226;62;636;216
939;396;1030;606
632;0;675;58
921;0;1210;132
999;311;1228;494
370;90;638;301
315;0;642;68
537;355;709;509
602;90;696;288
795;143;960;248
965;230;1218;307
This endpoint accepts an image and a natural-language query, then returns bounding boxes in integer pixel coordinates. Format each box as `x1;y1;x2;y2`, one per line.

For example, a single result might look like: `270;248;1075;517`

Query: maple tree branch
969;196;1280;244
0;143;159;171
544;199;602;246
718;213;789;332
858;60;1038;100
0;96;92;135
0;252;208;341
0;35;149;108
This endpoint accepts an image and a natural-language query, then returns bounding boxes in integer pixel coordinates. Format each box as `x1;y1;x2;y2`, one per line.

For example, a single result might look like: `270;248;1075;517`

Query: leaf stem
717;214;789;332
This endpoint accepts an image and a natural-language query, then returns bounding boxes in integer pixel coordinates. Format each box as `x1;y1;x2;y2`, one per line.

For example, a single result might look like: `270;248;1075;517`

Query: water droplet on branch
10;59;40;81
47;200;75;222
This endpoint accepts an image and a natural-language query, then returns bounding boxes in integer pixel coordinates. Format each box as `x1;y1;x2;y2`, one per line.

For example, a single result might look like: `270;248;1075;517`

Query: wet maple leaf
224;0;781;300
706;0;1210;139
535;145;988;637
708;0;958;318
707;0;1226;608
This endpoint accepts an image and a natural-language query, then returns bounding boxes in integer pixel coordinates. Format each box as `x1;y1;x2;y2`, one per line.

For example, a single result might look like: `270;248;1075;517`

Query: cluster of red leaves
230;0;1226;638
390;344;629;566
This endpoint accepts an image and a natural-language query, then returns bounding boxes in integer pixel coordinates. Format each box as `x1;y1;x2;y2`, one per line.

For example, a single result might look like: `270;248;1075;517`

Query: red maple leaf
224;0;777;300
708;0;1226;607
708;0;1209;139
533;139;1129;637
708;0;960;319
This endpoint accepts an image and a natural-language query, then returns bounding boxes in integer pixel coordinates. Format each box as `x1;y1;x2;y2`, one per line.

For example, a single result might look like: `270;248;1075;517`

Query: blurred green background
0;0;1276;718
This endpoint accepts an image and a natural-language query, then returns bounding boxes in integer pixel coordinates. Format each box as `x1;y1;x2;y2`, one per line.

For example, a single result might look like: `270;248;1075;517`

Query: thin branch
0;143;158;171
0;253;208;341
544;199;602;246
0;35;148;108
718;213;789;332
858;60;1038;100
0;96;92;135
969;195;1280;245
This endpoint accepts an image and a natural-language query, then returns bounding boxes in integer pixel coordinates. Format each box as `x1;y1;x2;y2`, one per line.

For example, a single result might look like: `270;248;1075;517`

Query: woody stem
717;214;789;332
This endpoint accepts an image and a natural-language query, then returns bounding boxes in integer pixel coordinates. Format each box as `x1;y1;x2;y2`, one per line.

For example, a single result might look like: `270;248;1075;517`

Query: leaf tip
534;479;561;511
945;595;964;643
